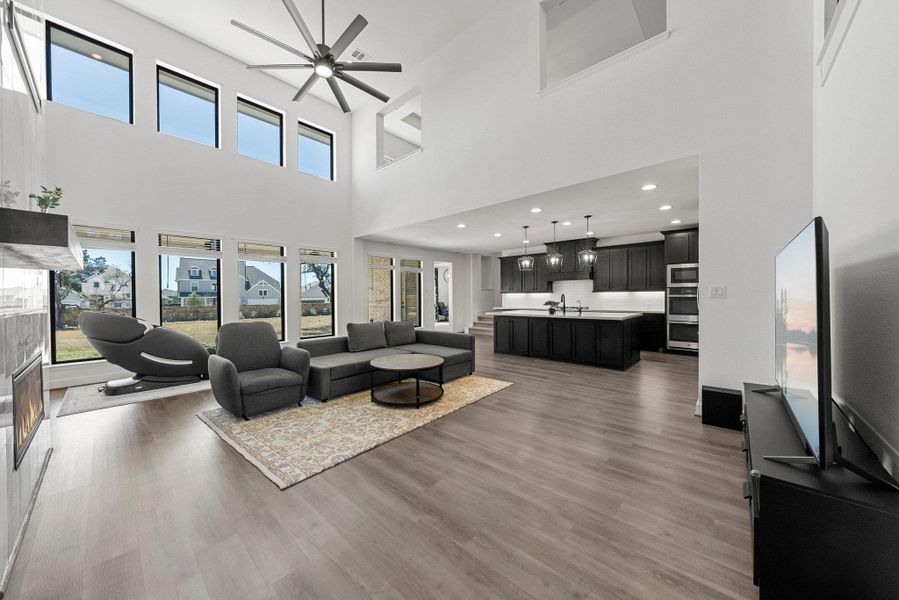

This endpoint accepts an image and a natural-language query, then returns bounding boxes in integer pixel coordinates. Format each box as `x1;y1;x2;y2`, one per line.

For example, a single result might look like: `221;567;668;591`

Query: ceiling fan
231;0;402;112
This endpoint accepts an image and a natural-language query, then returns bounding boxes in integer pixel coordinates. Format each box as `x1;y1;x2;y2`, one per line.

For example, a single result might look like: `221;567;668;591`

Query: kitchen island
486;310;642;370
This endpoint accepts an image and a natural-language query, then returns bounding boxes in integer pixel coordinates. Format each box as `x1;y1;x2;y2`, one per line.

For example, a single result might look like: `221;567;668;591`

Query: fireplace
13;354;44;470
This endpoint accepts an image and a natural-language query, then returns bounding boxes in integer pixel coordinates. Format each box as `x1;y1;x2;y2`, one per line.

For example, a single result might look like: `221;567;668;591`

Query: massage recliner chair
79;311;211;396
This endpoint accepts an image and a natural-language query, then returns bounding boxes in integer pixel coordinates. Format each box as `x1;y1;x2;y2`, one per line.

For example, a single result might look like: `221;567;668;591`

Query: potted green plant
28;185;63;213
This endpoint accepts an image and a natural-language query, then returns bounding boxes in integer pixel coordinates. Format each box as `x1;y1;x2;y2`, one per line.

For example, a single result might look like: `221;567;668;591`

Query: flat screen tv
775;216;833;468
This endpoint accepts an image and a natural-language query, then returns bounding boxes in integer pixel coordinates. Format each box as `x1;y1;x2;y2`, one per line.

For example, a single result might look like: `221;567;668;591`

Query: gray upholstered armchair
208;322;310;419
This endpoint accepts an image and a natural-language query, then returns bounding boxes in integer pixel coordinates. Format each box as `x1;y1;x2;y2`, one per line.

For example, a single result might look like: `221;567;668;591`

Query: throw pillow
346;321;387;352
385;320;416;346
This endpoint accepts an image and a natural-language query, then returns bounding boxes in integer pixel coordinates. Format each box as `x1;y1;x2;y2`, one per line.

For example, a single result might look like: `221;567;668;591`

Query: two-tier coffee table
369;354;445;408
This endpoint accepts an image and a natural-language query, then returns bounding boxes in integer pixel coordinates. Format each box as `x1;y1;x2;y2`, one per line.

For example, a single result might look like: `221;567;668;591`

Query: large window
400;259;422;326
159;233;221;347
50;226;135;363
300;248;336;338
46;22;132;123
157;66;218;147
237;97;283;166
238;241;285;340
368;256;394;322
298;121;334;180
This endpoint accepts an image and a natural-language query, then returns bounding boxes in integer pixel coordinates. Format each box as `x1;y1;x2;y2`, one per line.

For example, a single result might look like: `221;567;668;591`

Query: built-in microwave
667;287;698;322
667;263;699;287
667;321;699;351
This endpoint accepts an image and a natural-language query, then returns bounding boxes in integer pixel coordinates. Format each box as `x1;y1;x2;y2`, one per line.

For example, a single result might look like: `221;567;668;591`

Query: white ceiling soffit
111;0;500;111
363;156;700;254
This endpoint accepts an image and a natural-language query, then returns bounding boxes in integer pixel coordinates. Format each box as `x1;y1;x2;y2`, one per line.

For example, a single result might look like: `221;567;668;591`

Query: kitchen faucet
576;299;582;314
560;294;566;314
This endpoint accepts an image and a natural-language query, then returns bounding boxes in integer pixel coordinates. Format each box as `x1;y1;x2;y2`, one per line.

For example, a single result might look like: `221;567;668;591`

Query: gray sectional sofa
297;321;475;401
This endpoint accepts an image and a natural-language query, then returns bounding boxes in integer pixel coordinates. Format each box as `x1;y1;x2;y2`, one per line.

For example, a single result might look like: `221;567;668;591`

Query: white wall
813;0;899;474
43;0;353;387
351;1;815;402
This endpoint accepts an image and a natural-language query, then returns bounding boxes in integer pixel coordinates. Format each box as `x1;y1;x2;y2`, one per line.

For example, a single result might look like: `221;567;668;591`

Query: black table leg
415;374;421;409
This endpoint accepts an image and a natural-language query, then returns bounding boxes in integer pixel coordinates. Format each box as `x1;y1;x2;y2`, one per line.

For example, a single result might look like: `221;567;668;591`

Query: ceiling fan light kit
232;0;402;113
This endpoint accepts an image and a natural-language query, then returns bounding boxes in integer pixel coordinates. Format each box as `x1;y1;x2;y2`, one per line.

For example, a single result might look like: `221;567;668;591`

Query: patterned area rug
58;380;211;417
197;375;512;489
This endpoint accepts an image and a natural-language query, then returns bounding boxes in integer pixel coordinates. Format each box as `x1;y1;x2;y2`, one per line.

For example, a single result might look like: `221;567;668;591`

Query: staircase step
468;325;494;336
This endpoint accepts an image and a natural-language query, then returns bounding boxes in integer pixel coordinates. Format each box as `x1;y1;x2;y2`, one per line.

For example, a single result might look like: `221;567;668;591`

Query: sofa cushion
385;320;417;346
346;321;388;352
392;343;473;367
310;347;411;379
238;368;304;395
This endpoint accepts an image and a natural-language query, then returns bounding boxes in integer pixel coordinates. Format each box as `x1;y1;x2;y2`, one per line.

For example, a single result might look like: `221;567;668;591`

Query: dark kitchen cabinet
550;320;572;361
571;320;597;364
597;321;623;369
593;249;612;292
494;317;511;353
510;318;530;355
664;228;699;264
561;242;578;273
628;246;648;291
639;313;666;352
499;257;513;293
647;243;666;290
529;318;551;358
609;248;629;291
500;255;551;293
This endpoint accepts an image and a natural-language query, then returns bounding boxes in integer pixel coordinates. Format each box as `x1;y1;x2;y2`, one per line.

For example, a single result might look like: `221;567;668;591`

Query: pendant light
517;225;535;271
546;220;563;269
577;215;598;267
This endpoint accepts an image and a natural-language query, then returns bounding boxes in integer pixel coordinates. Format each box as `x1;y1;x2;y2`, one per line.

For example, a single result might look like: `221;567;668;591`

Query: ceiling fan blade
337;61;402;73
328;14;367;59
293;73;319;102
246;63;312;70
326;78;351;113
280;0;321;56
231;20;312;62
334;71;389;103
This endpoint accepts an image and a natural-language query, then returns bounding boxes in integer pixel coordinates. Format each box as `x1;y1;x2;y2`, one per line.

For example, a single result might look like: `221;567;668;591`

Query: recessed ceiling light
586;231;594;236
659;205;672;211
457;223;466;228
670;219;682;225
90;52;103;61
493;232;502;237
522;240;530;244
530;207;542;213
562;221;571;226
642;184;657;191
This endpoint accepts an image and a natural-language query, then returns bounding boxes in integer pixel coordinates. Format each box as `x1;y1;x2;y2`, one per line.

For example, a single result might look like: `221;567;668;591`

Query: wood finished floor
7;341;756;600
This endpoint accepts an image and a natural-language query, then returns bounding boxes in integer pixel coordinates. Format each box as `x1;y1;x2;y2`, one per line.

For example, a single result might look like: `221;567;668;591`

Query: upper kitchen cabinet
663;228;699;264
499;255;551;293
593;241;665;292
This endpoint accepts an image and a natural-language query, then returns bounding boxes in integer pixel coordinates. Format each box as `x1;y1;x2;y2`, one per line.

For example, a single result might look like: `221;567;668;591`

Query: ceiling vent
349;48;372;62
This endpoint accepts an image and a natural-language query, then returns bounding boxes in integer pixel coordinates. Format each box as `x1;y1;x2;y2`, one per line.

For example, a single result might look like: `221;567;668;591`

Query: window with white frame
541;0;667;88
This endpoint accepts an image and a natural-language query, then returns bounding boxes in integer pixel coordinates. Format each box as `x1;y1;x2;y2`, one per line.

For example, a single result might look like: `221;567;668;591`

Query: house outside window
300;248;336;338
238;241;286;340
158;233;222;347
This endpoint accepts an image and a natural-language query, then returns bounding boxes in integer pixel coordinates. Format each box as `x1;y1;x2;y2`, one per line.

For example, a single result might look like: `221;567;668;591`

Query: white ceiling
112;0;500;110
364;156;700;254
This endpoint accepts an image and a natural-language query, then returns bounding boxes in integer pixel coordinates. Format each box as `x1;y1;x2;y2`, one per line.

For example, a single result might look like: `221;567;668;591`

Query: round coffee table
369;354;445;408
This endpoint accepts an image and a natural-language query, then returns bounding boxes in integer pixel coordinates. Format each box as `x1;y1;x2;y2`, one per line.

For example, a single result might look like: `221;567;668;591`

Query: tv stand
743;383;899;598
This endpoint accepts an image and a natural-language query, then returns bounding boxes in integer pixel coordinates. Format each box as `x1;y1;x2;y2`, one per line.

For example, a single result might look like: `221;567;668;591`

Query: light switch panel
709;285;727;299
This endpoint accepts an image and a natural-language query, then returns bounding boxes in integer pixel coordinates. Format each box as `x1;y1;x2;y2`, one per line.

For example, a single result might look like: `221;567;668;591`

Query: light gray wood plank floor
6;340;755;599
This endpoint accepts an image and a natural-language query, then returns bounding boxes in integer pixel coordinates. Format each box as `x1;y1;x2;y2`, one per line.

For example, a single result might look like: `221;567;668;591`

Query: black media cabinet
743;383;899;599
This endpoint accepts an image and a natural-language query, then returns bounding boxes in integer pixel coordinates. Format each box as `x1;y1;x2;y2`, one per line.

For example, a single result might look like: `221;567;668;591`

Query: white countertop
485;310;642;321
491;307;665;315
